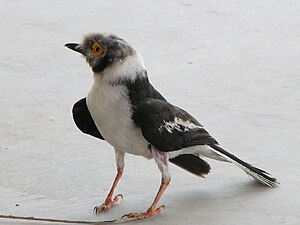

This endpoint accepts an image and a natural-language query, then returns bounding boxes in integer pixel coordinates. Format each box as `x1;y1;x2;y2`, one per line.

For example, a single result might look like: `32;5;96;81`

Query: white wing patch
159;117;204;133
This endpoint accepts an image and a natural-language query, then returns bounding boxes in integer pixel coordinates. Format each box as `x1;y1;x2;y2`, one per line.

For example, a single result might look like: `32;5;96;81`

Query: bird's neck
93;52;147;86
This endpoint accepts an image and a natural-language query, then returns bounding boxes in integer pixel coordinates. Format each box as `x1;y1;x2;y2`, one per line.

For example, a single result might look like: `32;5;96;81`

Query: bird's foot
120;205;165;221
94;194;123;213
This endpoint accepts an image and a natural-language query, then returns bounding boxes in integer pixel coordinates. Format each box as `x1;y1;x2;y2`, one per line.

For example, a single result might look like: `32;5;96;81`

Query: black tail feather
169;154;211;177
210;144;279;187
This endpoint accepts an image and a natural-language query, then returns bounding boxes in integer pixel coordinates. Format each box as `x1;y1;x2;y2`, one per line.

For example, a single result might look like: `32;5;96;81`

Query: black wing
134;98;218;151
72;98;104;140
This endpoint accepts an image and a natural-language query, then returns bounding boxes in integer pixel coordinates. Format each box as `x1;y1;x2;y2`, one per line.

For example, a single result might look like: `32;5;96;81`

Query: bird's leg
121;148;170;220
94;150;125;213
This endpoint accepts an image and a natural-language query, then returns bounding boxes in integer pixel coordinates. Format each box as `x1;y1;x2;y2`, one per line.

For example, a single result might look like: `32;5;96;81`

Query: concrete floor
0;0;299;224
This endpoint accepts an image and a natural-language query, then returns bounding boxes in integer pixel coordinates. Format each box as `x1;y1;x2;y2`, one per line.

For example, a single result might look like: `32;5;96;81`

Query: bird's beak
65;43;83;54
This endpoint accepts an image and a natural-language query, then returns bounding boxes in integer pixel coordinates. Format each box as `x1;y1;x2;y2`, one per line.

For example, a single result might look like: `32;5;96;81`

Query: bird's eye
92;42;104;57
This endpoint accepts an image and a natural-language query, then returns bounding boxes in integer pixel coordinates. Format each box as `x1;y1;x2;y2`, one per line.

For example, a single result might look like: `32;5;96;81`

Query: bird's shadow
167;179;275;210
124;180;277;225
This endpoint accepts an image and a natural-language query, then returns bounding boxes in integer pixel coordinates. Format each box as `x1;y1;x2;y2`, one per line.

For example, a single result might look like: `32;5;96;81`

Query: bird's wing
134;98;218;151
72;98;105;140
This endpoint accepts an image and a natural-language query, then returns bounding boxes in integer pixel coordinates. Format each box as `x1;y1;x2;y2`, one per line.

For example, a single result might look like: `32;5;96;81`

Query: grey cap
65;33;135;73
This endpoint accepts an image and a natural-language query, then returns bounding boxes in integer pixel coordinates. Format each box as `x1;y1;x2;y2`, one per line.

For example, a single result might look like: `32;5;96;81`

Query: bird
65;33;279;220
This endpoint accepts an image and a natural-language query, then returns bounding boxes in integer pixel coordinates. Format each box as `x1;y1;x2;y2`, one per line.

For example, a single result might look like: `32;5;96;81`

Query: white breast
86;53;152;159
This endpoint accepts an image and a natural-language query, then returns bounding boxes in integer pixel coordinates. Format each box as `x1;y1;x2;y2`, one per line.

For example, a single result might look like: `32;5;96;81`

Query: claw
113;193;123;202
94;194;123;213
120;205;165;221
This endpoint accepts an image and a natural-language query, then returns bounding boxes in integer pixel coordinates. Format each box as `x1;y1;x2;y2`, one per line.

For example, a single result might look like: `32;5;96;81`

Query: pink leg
122;148;170;220
94;150;125;213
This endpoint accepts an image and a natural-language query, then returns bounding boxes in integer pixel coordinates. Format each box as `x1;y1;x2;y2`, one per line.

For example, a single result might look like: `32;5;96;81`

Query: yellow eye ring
92;42;104;57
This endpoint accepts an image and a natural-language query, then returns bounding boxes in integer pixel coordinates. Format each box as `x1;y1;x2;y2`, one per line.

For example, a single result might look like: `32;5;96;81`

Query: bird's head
65;33;135;73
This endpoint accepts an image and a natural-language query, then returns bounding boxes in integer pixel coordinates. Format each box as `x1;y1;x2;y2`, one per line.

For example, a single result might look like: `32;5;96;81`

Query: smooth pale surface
0;0;299;224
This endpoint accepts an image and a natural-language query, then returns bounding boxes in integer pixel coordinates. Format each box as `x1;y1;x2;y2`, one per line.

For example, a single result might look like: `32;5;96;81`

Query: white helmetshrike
65;33;278;220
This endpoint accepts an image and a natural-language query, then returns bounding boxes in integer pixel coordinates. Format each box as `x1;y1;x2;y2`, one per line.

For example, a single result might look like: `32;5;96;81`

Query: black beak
65;43;83;54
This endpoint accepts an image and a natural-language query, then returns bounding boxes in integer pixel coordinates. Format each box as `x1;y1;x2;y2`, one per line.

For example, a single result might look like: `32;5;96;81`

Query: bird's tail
209;144;279;187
